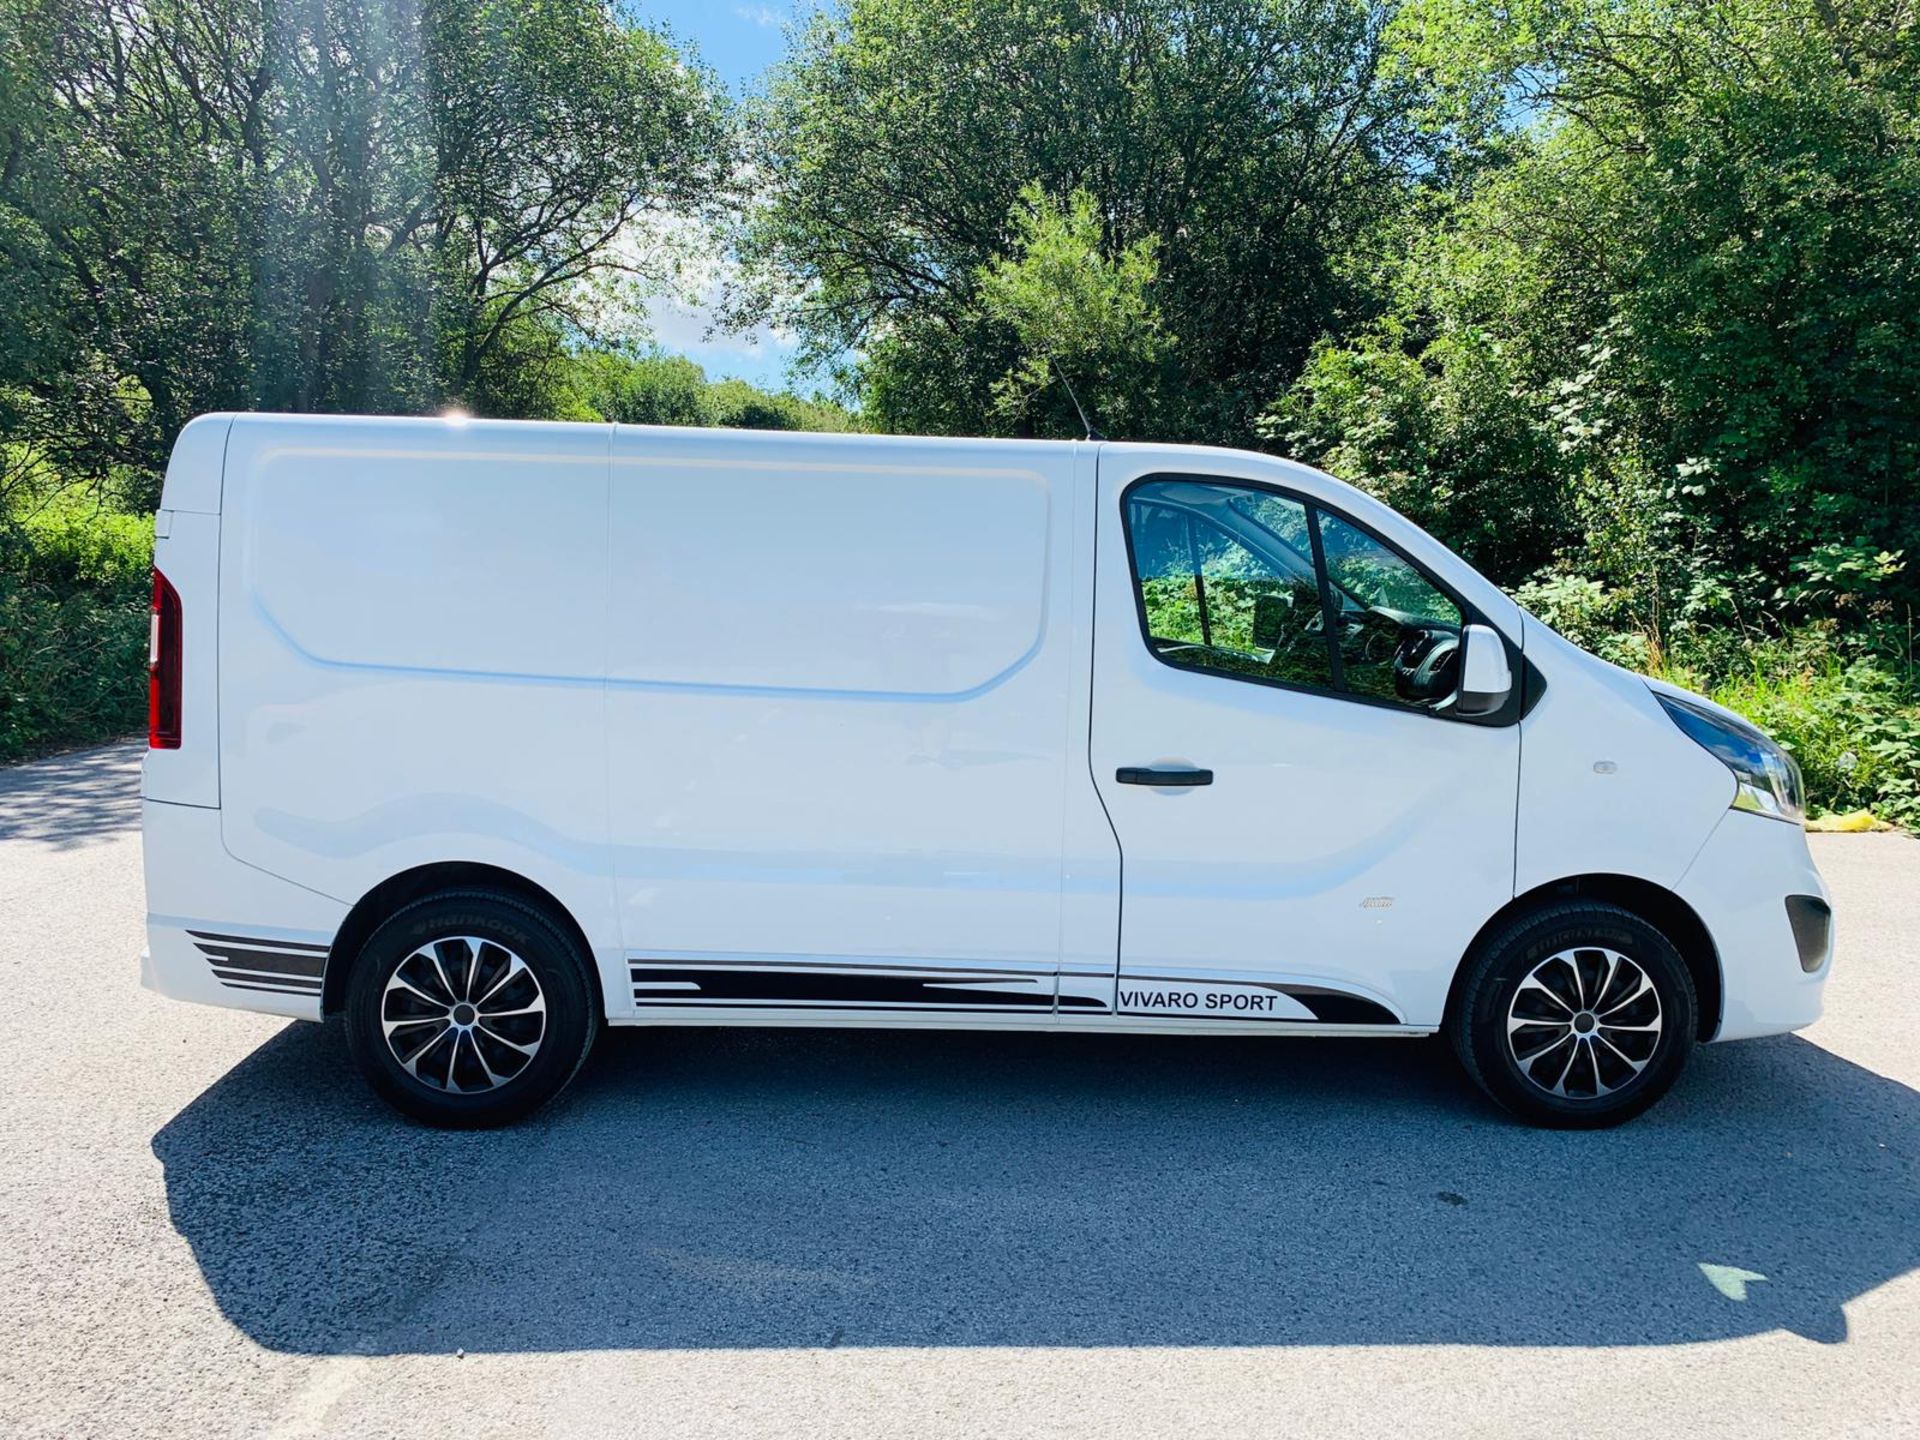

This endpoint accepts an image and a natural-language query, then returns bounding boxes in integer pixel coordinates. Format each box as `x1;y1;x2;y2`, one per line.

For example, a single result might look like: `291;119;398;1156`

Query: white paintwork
1678;809;1830;1039
600;428;1111;1018
139;414;1830;1056
1458;623;1513;712
144;509;222;808
1514;624;1738;895
141;798;344;1020
1087;446;1518;1029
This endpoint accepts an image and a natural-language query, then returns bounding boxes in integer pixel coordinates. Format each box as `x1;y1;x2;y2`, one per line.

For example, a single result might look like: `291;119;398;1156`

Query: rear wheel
344;890;598;1127
1448;901;1697;1128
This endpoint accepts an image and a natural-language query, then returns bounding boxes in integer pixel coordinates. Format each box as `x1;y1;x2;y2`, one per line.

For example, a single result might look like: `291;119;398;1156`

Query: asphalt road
1;740;1916;1439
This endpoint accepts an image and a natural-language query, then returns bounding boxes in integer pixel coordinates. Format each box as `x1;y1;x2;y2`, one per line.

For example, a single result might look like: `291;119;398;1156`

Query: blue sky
634;1;811;391
645;0;797;93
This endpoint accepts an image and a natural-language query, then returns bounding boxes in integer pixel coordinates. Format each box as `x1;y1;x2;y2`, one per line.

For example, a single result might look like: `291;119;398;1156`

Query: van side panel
605;429;1096;1019
1513;623;1737;896
214;416;621;1010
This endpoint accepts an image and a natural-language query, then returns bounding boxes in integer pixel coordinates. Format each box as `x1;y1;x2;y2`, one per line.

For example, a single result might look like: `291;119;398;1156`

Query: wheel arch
1448;874;1722;1040
321;861;601;1018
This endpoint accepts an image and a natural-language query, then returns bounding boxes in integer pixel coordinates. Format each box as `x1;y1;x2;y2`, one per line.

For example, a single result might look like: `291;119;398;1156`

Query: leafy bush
12;491;152;596
703;378;848;433
0;578;149;762
1656;642;1920;829
568;350;852;432
0;494;152;762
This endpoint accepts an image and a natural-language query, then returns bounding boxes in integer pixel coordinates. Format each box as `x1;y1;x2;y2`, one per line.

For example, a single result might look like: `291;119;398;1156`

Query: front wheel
1448;901;1697;1128
344;890;598;1128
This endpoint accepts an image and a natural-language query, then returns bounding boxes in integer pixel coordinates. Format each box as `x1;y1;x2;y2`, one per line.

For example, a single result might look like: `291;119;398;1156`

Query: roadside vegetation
2;0;1916;821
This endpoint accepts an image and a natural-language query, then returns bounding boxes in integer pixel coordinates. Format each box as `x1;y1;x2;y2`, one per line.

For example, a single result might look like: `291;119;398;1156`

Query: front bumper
1676;808;1831;1041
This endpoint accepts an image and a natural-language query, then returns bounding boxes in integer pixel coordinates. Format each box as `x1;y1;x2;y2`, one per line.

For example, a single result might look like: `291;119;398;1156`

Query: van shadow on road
154;1021;1918;1355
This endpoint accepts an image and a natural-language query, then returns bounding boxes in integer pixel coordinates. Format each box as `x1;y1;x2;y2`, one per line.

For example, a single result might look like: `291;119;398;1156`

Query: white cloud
643;285;799;387
732;4;786;28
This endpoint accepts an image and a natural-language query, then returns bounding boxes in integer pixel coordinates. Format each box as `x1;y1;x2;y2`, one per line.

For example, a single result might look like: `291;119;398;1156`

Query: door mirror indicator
1456;624;1513;716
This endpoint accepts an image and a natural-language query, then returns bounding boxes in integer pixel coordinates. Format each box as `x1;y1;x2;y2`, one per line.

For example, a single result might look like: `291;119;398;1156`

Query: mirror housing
1455;624;1514;716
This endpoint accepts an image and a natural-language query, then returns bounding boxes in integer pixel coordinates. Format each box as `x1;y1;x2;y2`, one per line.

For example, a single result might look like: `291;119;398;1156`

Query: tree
424;0;730;407
736;0;1442;441
1278;0;1920;638
0;0;731;499
974;185;1168;436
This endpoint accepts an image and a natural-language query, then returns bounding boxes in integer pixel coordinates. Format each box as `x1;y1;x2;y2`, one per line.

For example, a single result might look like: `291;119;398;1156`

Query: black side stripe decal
220;979;325;997
1281;988;1399;1025
1116;975;1400;1025
625;962;1388;1022
188;930;329;953
210;967;324;991
194;944;328;978
628;965;1054;1010
190;932;332;995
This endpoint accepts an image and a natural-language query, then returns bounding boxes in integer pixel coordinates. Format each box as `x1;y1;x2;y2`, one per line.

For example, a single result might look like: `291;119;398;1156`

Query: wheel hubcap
1506;946;1662;1099
381;936;546;1093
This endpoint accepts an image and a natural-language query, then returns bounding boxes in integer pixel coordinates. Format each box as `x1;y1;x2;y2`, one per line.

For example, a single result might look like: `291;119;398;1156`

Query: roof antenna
1054;365;1104;442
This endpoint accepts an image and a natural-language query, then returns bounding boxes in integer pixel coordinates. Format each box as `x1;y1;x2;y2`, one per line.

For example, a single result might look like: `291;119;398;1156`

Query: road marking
264;1355;373;1439
1699;1263;1769;1301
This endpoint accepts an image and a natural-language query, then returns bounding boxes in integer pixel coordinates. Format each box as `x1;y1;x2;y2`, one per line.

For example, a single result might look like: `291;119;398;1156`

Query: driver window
1124;476;1467;714
1127;486;1336;691
1314;509;1463;707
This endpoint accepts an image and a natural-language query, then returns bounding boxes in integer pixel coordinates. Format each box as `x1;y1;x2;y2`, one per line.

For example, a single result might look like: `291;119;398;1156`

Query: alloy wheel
380;935;547;1092
1505;946;1663;1099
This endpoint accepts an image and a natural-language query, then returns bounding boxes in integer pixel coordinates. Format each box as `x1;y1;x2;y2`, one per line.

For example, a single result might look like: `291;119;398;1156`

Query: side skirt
606;1008;1434;1038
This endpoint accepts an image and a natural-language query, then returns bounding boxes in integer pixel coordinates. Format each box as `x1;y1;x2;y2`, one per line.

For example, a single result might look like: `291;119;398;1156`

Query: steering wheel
1392;626;1460;703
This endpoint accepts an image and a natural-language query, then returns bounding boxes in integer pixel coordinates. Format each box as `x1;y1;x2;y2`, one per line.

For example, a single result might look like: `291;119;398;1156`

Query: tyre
344;890;598;1128
1447;901;1697;1128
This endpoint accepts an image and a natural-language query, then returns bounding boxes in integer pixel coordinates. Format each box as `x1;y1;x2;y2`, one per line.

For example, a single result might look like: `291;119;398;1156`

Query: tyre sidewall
1463;906;1696;1128
344;894;596;1128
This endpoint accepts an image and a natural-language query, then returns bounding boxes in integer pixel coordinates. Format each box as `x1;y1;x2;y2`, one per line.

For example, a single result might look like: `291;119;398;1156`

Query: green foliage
0;485;152;762
0;0;733;496
0;578;149;763
975;186;1169;434
571;351;712;428
1270;319;1569;582
568;350;854;432
12;492;152;596
1287;0;1920;636
740;0;1437;441
1657;635;1920;829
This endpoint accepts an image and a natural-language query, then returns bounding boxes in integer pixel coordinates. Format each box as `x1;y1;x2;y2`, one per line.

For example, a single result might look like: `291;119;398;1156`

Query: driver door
1089;467;1520;1029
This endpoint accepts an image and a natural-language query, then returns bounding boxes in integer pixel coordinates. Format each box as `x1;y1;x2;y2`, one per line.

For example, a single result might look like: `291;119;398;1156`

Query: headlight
1655;692;1805;824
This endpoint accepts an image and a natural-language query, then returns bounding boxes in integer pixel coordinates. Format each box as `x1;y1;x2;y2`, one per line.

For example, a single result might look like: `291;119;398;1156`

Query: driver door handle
1116;766;1213;787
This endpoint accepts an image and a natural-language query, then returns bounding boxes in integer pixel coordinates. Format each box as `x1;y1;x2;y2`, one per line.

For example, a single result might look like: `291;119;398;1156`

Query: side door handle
1115;766;1213;787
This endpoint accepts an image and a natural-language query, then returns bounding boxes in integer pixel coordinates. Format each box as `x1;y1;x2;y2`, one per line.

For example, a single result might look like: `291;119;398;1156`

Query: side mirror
1456;624;1514;716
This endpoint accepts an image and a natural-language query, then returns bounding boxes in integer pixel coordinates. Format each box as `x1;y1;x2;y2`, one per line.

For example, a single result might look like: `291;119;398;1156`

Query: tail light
149;568;183;749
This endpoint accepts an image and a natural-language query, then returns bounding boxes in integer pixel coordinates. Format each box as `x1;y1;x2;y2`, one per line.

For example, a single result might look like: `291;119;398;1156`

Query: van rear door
143;413;232;809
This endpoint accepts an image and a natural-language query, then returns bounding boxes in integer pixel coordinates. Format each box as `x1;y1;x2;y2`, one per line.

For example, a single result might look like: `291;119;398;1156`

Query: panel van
141;414;1832;1127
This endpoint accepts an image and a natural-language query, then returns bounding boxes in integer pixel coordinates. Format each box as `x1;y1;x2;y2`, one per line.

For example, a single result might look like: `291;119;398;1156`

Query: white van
141;413;1831;1128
